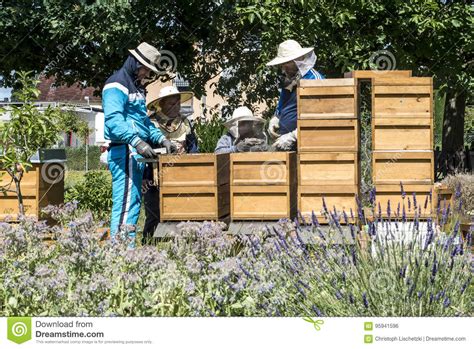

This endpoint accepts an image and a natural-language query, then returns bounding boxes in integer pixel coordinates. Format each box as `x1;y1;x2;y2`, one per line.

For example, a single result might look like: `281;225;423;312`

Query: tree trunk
14;177;24;216
442;86;467;174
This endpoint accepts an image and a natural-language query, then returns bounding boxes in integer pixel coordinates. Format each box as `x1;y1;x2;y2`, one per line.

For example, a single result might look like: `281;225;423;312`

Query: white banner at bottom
0;317;472;348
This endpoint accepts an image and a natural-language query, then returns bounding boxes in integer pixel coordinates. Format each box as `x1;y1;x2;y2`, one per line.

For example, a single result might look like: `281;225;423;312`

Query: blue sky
0;87;12;101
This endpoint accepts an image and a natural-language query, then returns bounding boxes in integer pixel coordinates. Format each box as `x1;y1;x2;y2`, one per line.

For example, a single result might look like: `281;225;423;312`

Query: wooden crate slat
374;184;433;217
373;151;434;185
231;185;293;220
298;185;358;219
344;70;412;79
298;152;358;186
298;119;359;152
230;152;294;186
159;153;229;187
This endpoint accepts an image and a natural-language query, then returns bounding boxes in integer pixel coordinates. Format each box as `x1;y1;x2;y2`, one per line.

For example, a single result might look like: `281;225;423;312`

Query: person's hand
273;130;297;151
268;115;280;139
244;138;265;146
235;141;252;152
135;139;156;158
162;139;177;154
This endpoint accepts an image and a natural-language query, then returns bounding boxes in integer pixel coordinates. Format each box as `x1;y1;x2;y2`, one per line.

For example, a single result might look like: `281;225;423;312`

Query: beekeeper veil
294;51;317;78
224;106;266;144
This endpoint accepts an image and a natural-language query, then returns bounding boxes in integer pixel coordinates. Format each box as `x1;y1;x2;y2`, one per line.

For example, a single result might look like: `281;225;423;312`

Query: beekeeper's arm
215;134;237;154
273;129;297;151
268;89;284;139
103;83;141;146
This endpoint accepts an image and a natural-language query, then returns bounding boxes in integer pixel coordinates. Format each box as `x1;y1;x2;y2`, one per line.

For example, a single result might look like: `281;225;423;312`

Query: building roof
37;76;101;103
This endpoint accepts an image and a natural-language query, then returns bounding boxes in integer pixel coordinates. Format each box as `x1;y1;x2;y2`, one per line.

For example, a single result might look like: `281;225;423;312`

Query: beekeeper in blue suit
102;42;176;243
266;40;325;150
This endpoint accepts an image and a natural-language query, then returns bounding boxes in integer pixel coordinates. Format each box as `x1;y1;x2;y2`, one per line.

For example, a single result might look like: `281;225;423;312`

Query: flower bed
0;197;472;317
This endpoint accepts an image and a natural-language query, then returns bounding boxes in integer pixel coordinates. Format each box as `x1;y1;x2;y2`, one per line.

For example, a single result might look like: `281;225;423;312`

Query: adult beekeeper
142;85;198;241
215;106;268;153
102;42;176;244
267;40;324;150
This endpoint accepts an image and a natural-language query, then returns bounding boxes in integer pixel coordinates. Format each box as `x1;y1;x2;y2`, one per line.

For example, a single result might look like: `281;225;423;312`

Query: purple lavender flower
362;292;369;308
413;192;417;209
349;294;355;304
311;210;320;226
460;277;471;294
322;197;328;213
369;188;376;205
400;182;406;199
311;305;322;316
386;199;391;219
443;297;451;308
454;183;461;199
356;195;364;221
351;246;357;266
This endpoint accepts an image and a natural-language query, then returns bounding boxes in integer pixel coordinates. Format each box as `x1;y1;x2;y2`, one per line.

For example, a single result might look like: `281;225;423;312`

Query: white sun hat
224;106;264;128
147;85;194;111
266;40;315;66
129;42;161;73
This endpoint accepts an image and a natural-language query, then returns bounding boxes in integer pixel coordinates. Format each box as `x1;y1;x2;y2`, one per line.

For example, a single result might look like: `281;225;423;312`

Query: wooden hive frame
297;78;359;152
372;77;434;151
229;152;297;220
159;153;230;222
0;163;65;222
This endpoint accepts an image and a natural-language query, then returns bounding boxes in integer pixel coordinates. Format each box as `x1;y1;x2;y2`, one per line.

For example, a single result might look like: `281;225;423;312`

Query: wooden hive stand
159;153;230;223
297;78;360;223
371;76;434;217
229;152;297;221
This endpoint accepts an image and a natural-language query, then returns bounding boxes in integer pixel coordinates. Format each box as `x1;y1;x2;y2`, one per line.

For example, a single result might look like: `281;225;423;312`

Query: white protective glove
273;130;297;151
268;115;280;140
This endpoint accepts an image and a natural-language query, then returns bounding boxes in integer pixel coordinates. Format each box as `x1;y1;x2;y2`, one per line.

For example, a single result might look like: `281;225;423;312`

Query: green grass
64;169;146;235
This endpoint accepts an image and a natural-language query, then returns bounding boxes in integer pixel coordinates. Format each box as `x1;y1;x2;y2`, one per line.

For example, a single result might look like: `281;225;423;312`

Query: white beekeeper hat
147;85;194;111
266;39;315;66
224;106;264;128
129;42;161;73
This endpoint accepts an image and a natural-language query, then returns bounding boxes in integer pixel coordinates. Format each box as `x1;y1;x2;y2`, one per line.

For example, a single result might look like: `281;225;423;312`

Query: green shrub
194;113;226;153
65;145;106;171
64;170;112;221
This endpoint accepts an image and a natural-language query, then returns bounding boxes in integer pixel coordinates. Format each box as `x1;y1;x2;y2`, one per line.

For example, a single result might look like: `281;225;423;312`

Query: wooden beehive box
344;70;412;79
298;185;358;223
372;151;434;185
372;77;433;151
297;78;359;152
159;153;230;222
375;184;433;218
432;183;453;211
298;152;359;186
0;163;65;221
230;152;297;220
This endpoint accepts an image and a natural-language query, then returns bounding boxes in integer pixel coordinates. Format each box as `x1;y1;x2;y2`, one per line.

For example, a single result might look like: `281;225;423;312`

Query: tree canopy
0;0;472;150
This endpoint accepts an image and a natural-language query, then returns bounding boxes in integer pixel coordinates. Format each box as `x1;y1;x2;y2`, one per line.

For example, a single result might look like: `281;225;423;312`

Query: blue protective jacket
276;68;325;135
102;56;165;147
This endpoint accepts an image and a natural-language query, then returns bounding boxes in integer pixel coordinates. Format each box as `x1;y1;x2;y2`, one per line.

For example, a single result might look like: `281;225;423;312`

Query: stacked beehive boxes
229;152;297;220
372;77;434;217
297;78;359;223
0;163;65;221
159;153;230;222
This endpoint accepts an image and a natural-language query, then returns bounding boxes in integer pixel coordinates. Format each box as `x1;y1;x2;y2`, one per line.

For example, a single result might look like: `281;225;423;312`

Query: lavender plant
0;189;471;317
